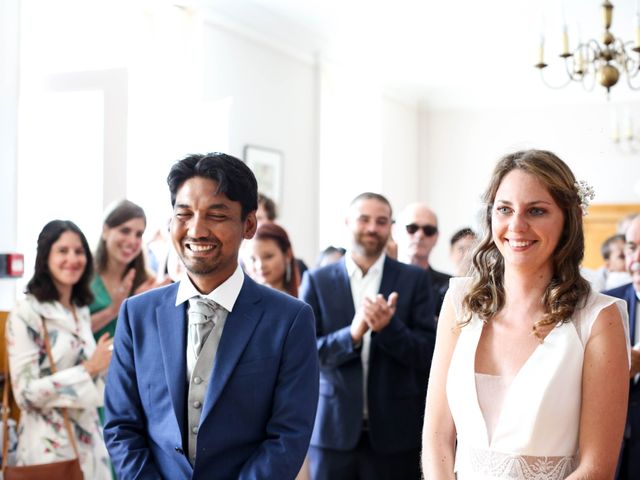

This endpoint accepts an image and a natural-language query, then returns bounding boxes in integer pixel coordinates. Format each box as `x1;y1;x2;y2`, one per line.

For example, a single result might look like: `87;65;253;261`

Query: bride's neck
502;266;551;306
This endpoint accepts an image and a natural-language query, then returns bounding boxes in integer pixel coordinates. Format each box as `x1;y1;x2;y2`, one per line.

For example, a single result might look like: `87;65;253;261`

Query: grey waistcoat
186;320;223;465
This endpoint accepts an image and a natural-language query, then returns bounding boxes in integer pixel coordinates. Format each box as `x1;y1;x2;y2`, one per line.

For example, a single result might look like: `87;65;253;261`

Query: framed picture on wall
243;145;283;204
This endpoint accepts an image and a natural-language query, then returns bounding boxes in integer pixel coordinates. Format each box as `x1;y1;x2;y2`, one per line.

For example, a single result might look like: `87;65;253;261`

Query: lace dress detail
445;277;630;480
468;448;576;480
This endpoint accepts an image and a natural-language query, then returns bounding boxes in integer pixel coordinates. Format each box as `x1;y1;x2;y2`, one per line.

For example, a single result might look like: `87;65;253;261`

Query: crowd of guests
4;149;636;479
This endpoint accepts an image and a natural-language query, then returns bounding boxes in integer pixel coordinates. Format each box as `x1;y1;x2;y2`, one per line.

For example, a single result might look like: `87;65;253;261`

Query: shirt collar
175;264;245;312
345;251;386;278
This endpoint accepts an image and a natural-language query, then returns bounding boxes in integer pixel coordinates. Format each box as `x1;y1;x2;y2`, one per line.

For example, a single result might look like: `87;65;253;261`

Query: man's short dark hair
350;192;393;217
601;233;625;260
167;152;258;219
258;193;277;221
450;227;476;247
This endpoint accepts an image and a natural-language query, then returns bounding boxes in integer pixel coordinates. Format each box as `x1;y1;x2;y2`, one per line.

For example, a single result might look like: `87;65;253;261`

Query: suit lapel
628;284;637;346
335;259;355;319
156;284;188;437
378;256;399;298
200;275;263;420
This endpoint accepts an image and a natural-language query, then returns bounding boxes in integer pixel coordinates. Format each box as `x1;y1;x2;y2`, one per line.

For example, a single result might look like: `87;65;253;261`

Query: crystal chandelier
535;1;640;97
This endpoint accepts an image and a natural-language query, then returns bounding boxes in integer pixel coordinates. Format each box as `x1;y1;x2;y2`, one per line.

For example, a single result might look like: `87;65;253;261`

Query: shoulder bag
2;314;84;479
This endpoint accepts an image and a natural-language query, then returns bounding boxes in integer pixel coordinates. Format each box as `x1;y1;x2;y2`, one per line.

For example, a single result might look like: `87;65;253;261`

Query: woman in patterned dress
421;150;630;479
7;220;113;478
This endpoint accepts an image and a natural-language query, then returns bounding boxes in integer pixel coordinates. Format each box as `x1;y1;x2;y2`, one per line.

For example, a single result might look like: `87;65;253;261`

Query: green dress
88;274;119;479
89;275;117;341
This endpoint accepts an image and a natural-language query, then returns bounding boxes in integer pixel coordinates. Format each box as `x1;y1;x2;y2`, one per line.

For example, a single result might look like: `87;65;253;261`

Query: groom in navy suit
301;192;436;479
605;214;640;480
103;153;319;479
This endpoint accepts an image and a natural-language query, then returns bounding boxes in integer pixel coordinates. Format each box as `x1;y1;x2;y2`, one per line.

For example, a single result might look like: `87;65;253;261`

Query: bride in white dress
421;150;630;479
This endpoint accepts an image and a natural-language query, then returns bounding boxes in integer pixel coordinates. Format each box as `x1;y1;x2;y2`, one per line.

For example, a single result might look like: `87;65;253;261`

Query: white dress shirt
345;251;386;420
175;265;245;379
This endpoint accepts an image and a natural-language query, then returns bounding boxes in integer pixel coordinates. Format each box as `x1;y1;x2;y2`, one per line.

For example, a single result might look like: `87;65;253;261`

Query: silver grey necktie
188;297;219;358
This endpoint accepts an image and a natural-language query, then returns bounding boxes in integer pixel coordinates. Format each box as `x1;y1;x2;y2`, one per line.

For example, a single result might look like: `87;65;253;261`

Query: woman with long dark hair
422;150;630;479
7;220;112;478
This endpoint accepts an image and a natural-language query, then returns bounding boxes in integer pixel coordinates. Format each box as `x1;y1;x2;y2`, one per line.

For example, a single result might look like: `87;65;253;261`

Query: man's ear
244;211;257;240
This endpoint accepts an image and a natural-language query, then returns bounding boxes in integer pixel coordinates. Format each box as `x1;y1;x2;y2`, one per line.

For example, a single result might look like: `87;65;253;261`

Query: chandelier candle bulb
636;13;640;47
577;48;584;74
538;36;545;65
562;25;569;56
603;0;613;30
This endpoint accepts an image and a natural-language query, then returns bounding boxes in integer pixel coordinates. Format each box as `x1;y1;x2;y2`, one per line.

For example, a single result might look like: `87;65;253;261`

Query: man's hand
631;348;640;378
363;292;398;332
350;309;369;345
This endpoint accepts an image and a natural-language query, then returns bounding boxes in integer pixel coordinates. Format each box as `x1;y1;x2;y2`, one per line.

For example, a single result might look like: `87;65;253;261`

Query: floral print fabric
7;295;111;479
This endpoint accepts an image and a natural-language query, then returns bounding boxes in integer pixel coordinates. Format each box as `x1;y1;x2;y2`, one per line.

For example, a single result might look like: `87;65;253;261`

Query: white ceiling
189;0;640;108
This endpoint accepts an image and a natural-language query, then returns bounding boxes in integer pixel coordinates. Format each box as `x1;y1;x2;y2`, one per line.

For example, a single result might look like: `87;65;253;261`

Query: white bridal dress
446;278;630;480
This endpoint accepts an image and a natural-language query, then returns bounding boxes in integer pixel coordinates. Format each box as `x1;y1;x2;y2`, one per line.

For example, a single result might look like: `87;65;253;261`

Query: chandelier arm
622;41;640;79
586;38;602;56
538;69;573;89
563;56;579;80
624;73;640;90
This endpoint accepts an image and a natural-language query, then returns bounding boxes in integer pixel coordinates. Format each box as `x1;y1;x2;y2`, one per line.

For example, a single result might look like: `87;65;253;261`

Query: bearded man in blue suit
103;153;319;479
605;214;640;480
300;192;436;480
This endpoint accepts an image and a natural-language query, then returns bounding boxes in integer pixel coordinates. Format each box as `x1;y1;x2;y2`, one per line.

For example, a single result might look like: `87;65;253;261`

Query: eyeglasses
405;224;438;236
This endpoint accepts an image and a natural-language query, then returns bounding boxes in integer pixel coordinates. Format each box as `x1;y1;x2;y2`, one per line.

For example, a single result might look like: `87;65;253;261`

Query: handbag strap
2;339;11;472
40;314;80;460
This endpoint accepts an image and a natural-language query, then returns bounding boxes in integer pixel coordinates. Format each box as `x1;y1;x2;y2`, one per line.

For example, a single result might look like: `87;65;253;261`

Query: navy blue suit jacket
605;283;640;444
104;275;319;480
300;256;436;454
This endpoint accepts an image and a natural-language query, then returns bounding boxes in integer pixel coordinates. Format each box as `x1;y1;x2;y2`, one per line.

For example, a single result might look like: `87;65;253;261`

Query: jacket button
175;447;184;454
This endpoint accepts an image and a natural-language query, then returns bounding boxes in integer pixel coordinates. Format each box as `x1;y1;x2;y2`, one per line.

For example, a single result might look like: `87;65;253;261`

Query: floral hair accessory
575;180;595;216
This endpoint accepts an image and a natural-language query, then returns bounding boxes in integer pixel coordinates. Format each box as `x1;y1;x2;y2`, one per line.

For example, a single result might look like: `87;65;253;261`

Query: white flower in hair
575;180;595;216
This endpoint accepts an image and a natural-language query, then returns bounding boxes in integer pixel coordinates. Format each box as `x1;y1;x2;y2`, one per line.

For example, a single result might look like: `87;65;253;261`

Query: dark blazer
104;275;319;480
604;282;640;479
428;267;451;317
300;256;436;454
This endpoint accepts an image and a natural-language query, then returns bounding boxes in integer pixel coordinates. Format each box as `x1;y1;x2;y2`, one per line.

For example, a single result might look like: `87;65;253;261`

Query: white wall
420;102;640;273
382;96;419;216
0;0;20;309
202;20;319;266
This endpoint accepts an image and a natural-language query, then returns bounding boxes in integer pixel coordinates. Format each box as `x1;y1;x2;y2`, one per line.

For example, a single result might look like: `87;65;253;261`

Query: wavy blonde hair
461;150;590;336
